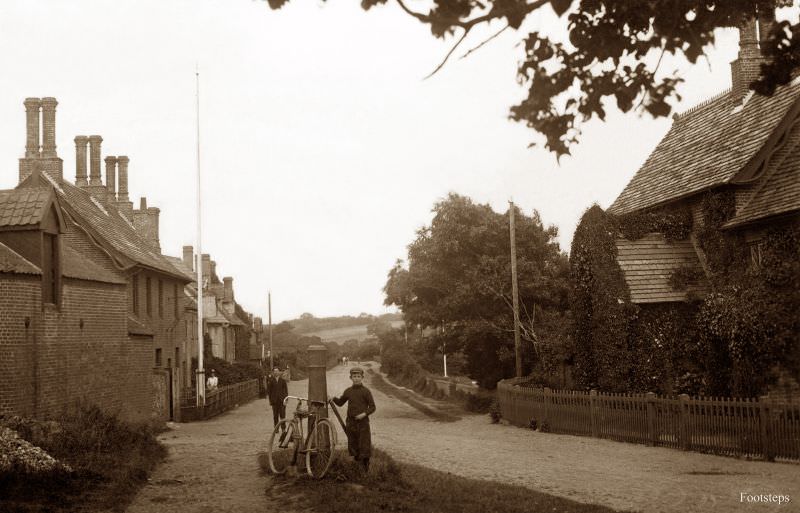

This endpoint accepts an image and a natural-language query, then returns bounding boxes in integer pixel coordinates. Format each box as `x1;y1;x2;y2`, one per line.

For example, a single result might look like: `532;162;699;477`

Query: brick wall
0;274;152;423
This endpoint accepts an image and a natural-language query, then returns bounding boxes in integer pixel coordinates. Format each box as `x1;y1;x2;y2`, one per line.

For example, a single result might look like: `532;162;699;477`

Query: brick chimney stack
105;156;117;203
182;245;194;271
88;135;103;186
201;254;211;287
731;13;766;102
24;98;41;158
74;136;89;186
19;97;63;184
132;197;161;252
40;98;58;158
116;155;134;217
223;277;234;303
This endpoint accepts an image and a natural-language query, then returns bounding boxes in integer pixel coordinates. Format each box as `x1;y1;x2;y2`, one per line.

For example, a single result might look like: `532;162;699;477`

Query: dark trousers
271;402;286;427
345;416;371;463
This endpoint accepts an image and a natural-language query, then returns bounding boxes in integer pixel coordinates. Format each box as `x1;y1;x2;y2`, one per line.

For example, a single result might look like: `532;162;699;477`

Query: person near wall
266;366;289;429
206;369;219;391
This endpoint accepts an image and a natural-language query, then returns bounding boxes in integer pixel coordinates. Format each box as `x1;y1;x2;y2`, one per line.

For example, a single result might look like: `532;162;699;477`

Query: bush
464;394;493;414
201;357;264;386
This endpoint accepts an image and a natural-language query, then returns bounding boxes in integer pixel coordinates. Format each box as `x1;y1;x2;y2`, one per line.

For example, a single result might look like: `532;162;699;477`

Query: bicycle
267;395;337;478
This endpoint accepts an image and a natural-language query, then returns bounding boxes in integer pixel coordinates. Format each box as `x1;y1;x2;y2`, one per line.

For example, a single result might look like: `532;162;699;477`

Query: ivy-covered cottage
573;17;799;399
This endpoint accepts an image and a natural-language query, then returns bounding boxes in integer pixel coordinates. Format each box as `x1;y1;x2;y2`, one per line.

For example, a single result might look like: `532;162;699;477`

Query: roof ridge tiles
674;88;732;121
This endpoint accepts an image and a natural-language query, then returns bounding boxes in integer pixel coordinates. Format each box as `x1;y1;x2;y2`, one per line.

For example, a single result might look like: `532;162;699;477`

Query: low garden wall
180;379;260;422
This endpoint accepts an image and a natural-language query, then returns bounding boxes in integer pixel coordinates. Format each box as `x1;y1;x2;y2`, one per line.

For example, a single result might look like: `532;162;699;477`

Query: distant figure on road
266;367;288;429
332;366;376;472
342;356;348;366
206;369;218;391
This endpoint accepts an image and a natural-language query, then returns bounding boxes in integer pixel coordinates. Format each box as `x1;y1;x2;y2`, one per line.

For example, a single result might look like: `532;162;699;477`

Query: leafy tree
263;1;798;158
384;193;570;387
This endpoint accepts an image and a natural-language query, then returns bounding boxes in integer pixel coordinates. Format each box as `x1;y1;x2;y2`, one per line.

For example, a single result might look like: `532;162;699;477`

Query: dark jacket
332;384;376;419
266;376;288;405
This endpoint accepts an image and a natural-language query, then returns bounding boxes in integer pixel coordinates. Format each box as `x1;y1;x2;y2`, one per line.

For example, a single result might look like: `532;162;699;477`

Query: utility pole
268;291;273;370
509;200;522;379
195;65;205;407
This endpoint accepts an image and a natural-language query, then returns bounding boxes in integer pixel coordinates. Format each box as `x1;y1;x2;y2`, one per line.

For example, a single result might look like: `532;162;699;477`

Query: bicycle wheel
305;418;337;479
267;419;296;474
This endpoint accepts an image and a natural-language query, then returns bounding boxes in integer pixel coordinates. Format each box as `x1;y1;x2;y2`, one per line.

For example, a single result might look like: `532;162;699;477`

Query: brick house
1;97;193;422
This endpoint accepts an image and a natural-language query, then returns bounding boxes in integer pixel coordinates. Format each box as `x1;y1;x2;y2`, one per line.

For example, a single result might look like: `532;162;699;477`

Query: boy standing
332;367;376;471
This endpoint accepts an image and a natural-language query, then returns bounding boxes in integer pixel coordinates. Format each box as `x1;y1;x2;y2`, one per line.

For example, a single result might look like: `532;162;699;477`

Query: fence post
679;394;690;451
759;396;774;462
646;392;656;446
543;387;551;426
590;390;598;438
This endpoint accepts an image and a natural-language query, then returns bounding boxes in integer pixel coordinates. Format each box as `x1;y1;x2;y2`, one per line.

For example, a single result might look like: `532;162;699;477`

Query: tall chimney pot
117;156;130;202
105;156;117;201
40;98;58;158
88;135;103;186
182;245;194;271
74;136;89;186
24;98;41;158
223;277;234;303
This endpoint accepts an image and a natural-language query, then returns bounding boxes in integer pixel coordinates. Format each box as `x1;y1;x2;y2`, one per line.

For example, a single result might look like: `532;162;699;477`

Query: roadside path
329;363;800;513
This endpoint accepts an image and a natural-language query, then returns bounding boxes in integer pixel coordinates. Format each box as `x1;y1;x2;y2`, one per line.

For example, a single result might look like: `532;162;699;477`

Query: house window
132;275;140;314
146;277;152;316
158;279;164;318
155;348;162;367
42;233;59;304
174;283;179;318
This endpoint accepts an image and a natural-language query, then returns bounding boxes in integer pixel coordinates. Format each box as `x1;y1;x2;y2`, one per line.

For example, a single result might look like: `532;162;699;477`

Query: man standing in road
266;367;288;429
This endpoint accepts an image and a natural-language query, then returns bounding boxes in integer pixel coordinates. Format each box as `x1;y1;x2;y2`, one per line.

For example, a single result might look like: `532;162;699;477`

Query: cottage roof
609;79;800;216
220;304;247;326
164;255;195;281
616;234;708;303
28;175;189;282
62;240;127;284
724;124;800;229
0;241;40;274
0;187;63;230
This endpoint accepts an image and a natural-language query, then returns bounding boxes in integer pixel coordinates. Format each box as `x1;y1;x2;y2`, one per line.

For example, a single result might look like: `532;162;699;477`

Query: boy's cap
349;367;364;376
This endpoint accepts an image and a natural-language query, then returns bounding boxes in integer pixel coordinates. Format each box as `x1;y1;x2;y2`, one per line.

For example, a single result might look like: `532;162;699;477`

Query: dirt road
126;364;799;513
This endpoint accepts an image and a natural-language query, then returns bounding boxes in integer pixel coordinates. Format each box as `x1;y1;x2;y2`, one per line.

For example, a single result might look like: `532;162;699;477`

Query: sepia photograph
0;1;798;512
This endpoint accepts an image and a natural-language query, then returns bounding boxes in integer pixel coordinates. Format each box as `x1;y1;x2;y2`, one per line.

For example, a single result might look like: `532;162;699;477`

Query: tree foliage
263;0;798;158
383;193;570;387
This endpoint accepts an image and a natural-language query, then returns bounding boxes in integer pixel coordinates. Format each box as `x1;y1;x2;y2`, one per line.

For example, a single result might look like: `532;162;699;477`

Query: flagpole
195;64;206;407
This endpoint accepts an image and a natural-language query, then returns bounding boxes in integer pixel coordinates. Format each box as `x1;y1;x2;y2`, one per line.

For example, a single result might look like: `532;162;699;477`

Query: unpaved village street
127;363;800;513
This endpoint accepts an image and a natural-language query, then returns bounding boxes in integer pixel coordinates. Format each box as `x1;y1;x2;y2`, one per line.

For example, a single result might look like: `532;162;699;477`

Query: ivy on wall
618;205;693;242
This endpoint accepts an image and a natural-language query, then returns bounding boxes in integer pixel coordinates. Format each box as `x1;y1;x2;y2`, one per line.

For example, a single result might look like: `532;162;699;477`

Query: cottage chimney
40;98;58;158
24;98;41;158
74;136;89;186
182;245;194;271
210;260;217;280
731;16;762;102
201;254;211;279
88;135;103;186
223;277;234;303
758;6;776;48
116;155;134;217
105;156;117;202
132;197;161;252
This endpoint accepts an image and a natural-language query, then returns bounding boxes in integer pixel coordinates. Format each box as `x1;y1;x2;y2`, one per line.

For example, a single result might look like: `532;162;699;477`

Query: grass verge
1;404;167;513
260;448;621;513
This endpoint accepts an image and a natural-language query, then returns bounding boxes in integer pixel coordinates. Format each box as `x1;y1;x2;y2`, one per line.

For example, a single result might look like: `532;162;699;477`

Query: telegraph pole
268;291;273;370
509;200;522;378
195;65;205;406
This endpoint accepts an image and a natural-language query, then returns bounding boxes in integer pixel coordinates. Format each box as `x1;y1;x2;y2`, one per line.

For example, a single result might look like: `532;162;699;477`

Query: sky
0;1;791;322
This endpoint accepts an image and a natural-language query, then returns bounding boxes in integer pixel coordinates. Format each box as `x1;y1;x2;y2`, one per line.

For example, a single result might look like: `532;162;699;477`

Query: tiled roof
724;125;800;229
0;241;40;274
164;255;195;281
0;187;52;228
609;80;800;216
49;179;189;282
616;234;708;303
220;304;247;326
62;240;127;284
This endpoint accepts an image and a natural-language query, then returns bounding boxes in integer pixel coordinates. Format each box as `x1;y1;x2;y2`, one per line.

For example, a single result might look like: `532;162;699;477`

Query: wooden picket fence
497;379;800;461
180;379;260;421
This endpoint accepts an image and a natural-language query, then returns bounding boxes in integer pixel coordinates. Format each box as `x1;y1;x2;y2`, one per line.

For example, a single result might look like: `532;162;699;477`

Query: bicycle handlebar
282;395;326;407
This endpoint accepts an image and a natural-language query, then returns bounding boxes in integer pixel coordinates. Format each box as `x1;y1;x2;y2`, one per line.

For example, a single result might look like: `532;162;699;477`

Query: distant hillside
306;320;405;344
286;312;403;335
